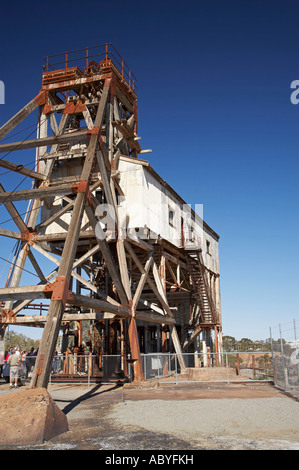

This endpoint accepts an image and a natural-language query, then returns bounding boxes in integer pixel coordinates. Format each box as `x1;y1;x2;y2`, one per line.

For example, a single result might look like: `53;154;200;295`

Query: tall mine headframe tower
0;44;222;388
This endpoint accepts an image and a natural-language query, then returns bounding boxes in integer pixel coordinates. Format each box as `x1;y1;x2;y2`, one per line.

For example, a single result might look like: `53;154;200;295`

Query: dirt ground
0;380;299;451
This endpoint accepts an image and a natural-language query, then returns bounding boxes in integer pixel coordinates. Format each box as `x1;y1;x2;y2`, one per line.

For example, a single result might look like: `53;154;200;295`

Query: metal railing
139;352;273;384
49;353;126;385
43;43;137;92
0;351;274;386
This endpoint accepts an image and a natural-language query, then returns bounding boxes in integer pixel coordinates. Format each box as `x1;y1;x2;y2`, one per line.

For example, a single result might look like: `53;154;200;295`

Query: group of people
1;347;38;388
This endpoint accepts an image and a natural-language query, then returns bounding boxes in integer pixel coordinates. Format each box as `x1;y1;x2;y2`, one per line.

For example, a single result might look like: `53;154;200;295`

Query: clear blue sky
0;0;298;341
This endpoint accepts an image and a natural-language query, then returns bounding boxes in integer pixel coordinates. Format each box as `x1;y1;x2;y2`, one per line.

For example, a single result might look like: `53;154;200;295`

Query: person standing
7;347;21;388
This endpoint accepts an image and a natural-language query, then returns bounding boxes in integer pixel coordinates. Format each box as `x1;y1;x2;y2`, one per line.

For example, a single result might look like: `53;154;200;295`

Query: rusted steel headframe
0;44;187;388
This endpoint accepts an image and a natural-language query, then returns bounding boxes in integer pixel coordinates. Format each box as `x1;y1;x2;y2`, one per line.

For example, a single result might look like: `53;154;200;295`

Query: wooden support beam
132;253;154;311
0;129;88;153
72;245;100;269
165;258;178;286
136;310;175;325
124;240;171;314
0;91;46;141
137;298;165;316
1;309;176;326
0;142;56;317
0;158;47;181
31;242;119;308
11;268;58;315
182;326;202;351
96;150;115;209
85;206;129;308
0;285;46;301
67;293;130;317
116;239;132;301
3;243;30;311
29;79;111;390
27;249;47;283
152;261;185;370
36;230;95;242
35;200;74;231
152;262;173;317
162;251;189;271
0;183;75;203
0;183;27;232
0;228;22;240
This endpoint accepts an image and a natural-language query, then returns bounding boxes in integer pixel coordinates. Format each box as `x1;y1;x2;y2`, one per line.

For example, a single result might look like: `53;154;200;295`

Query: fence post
236;353;240;375
143;354;146;380
226;352;229;383
279;324;288;391
175;353;178;384
269;327;276;386
88;352;91;387
293;319;299;380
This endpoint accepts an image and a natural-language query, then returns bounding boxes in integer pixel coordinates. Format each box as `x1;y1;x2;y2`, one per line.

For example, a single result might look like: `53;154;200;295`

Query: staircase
185;250;218;325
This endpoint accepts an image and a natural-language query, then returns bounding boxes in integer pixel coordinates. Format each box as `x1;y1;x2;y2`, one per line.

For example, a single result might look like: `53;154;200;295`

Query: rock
0;387;68;446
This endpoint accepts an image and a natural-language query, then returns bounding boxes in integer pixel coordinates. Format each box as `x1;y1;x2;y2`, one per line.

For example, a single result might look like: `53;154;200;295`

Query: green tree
222;335;236;351
239;338;254;351
4;331;40;353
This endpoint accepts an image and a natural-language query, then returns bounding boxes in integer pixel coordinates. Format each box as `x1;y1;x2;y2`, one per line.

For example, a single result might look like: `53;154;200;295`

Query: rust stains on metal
43;277;71;306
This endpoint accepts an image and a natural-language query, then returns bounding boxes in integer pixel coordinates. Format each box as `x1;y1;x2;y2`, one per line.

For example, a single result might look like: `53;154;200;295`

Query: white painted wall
40;157;220;274
118;159;220;274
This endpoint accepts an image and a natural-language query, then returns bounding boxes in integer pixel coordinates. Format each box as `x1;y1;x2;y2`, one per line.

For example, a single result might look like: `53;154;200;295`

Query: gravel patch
1;382;299;450
110;396;299;444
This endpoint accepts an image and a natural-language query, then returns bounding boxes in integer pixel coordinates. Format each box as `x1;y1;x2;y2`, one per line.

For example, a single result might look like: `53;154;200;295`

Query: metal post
269;326;276;385
88;352;91;387
226;352;229;383
279;324;288;391
175;353;178;385
144;354;146;380
236;353;240;376
294;319;299;379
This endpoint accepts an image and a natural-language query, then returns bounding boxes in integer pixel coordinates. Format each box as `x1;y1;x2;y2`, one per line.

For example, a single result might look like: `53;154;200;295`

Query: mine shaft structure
0;44;222;388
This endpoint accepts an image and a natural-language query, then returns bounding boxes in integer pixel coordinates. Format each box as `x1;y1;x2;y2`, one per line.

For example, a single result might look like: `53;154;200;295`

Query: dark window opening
169;209;175;226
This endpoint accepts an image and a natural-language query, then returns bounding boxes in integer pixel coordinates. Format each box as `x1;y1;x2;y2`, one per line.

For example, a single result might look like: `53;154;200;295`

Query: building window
206;240;211;255
169;208;175;227
188;223;194;242
95;190;104;205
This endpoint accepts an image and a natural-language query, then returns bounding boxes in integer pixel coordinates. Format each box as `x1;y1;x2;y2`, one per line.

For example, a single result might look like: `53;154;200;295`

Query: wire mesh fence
6;327;297;388
138;351;273;384
0;348;276;386
270;319;299;393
